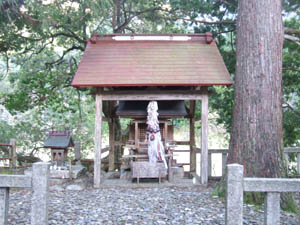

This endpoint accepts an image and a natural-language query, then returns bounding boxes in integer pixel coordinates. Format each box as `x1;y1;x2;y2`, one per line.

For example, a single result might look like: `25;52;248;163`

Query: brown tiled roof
72;34;233;87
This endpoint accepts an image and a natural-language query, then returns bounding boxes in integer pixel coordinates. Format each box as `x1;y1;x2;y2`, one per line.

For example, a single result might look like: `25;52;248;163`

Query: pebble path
7;185;299;225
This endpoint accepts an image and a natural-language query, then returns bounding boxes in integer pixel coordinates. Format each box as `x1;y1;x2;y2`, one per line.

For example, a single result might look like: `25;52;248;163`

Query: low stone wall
226;164;300;225
0;162;50;225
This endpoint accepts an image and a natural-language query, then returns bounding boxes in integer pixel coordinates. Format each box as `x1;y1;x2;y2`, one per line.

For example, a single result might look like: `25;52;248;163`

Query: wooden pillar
74;141;81;165
201;94;208;185
164;121;168;144
9;139;16;168
208;152;212;177
135;121;139;148
222;153;228;177
108;118;115;172
94;91;103;188
189;100;196;172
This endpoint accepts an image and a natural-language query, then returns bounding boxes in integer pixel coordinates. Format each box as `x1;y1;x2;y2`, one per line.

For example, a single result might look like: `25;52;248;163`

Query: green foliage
0;168;14;175
0;0;299;164
244;192;265;208
281;193;299;213
211;183;226;199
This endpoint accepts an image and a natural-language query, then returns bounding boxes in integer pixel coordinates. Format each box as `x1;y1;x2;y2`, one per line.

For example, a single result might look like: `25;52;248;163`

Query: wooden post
164;121;168;144
222;153;227;177
201;93;208;185
135;121;139;149
9;139;16;168
297;153;300;175
168;155;173;182
189;100;196;172
74;141;81;164
208;152;212;177
94;91;103;188
108;118;115;172
68;159;72;181
285;153;289;173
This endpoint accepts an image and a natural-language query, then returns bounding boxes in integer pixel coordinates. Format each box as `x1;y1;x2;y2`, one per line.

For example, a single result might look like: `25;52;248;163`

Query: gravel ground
7;182;299;225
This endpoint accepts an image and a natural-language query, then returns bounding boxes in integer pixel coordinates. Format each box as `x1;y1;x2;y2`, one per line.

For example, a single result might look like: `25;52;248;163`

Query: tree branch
51;26;86;44
162;16;236;25
114;7;161;33
283;67;300;73
45;45;83;67
284;34;300;45
284;28;300;36
283;103;300;117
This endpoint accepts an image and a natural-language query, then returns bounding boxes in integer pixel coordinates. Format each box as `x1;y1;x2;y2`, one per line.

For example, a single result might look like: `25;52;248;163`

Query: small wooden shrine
44;130;74;166
123;101;187;183
72;33;233;188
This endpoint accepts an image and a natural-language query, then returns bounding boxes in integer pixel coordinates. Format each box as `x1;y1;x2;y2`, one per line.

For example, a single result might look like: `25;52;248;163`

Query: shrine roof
44;131;74;149
72;33;233;87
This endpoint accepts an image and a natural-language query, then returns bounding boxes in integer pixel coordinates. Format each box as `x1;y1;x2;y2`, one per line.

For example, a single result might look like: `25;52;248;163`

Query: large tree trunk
228;0;285;178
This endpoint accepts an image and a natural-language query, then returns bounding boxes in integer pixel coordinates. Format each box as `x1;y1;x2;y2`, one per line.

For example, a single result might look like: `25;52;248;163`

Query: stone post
74;141;81;165
0;187;9;225
264;192;280;225
225;164;244;225
299;193;300;225
31;162;50;225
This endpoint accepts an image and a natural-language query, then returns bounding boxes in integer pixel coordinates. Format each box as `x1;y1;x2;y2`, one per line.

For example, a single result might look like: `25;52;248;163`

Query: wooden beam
190;100;196;172
94;91;103;188
164;121;168;144
108;118;115;172
174;141;190;145
201;93;209;185
172;149;190;152
9;139;16;168
100;90;204;101
135;121;139;149
192;147;229;154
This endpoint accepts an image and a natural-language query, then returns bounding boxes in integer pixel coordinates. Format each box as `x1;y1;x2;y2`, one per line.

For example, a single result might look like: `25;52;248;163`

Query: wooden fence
0;139;17;168
0;162;50;225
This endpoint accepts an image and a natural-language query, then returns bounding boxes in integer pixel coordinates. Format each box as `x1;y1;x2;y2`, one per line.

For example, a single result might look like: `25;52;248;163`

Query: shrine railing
226;164;300;225
0;139;17;168
0;162;50;225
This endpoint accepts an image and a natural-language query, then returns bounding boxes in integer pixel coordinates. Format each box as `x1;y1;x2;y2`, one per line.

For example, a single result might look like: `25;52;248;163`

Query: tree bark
228;0;285;178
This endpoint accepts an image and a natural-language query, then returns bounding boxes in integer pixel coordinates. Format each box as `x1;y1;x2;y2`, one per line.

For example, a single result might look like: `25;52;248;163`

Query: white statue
146;101;167;168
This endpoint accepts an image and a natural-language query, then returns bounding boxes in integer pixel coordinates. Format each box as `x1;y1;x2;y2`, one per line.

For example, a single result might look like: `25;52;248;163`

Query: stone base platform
25;164;87;179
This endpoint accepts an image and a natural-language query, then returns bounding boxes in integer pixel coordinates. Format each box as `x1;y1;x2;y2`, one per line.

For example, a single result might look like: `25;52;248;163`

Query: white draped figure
146;101;168;169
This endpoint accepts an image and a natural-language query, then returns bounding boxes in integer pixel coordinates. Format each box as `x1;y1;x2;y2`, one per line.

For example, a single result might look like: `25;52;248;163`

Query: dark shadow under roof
116;100;188;118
